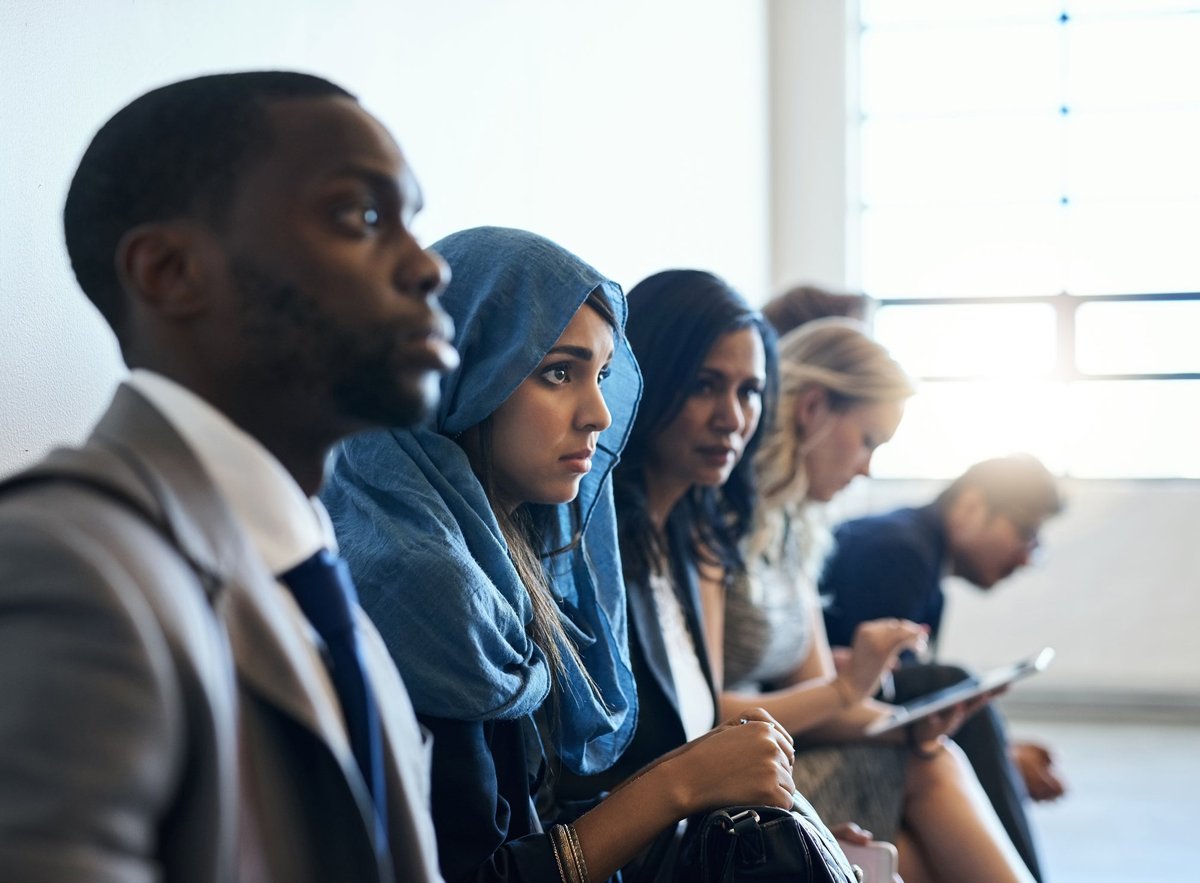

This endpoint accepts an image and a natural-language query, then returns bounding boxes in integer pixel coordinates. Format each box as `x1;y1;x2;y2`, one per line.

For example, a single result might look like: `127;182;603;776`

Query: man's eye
334;200;383;234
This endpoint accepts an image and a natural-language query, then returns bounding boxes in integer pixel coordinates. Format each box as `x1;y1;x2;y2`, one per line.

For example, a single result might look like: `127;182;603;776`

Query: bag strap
716;809;769;882
0;447;223;605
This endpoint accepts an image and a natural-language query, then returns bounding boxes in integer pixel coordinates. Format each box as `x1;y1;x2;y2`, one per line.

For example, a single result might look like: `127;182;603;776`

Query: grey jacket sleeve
0;520;185;883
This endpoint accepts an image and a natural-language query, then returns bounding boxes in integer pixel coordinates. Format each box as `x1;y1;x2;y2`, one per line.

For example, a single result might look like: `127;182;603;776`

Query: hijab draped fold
322;226;641;775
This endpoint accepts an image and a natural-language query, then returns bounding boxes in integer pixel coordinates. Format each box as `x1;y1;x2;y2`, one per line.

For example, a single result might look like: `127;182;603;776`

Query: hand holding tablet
864;647;1055;737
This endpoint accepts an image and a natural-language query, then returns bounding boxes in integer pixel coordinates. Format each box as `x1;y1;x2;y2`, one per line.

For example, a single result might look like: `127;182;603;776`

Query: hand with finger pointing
842;618;927;704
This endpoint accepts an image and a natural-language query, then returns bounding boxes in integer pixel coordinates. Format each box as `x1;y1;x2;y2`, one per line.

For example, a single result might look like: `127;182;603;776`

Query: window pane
862;24;1060;115
863;205;1064;297
862;0;1199;25
1065;1;1200;15
1066;17;1200;108
1065;201;1199;295
862;0;1060;26
872;379;1200;478
1076;301;1200;375
874;304;1056;378
1063;381;1200;477
1066;111;1200;202
869;380;1068;479
862;114;1062;205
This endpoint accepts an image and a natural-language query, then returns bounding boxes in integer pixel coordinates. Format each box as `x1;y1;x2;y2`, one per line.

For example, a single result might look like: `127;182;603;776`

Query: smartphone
839;840;899;883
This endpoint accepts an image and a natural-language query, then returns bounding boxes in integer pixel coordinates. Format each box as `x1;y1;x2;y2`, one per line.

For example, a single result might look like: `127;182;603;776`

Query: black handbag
668;792;862;883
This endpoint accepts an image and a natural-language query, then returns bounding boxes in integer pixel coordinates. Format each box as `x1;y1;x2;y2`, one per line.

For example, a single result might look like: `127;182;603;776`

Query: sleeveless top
723;540;815;692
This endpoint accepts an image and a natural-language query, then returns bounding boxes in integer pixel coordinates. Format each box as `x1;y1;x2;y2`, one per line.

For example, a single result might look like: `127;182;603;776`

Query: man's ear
115;222;215;320
947;487;988;537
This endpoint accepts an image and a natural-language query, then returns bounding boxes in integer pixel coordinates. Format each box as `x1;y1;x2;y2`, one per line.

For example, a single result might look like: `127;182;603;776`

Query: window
856;1;1200;479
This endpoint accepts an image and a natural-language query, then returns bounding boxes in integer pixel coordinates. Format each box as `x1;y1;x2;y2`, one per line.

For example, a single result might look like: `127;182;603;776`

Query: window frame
873;290;1200;383
850;3;1200;479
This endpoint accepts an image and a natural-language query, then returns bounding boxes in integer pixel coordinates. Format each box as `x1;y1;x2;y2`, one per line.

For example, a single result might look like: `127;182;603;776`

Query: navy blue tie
280;549;388;848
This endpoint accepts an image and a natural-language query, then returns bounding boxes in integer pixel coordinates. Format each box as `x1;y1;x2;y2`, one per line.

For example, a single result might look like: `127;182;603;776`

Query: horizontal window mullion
909;373;1200;383
878;292;1200;307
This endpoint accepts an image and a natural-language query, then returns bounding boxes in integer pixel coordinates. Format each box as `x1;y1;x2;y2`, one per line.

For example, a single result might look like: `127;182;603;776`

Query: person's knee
906;740;963;793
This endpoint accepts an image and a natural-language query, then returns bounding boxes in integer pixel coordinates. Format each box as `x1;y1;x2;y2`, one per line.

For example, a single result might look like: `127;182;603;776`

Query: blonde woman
706;318;1036;883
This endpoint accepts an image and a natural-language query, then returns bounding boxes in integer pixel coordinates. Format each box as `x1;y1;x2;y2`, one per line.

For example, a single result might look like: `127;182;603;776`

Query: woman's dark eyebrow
697;366;767;384
545;345;594;360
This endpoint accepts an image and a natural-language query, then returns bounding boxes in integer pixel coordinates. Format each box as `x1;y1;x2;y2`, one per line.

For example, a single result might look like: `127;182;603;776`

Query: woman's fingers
732;706;794;749
859;618;926;649
830;821;875;845
848;620;929;694
686;710;803;809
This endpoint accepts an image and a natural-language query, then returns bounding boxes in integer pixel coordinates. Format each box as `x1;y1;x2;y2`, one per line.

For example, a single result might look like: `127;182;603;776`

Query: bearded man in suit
0;71;458;882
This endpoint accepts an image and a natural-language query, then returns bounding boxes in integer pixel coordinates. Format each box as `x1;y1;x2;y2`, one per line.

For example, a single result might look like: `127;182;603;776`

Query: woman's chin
532;479;584;507
692;465;735;489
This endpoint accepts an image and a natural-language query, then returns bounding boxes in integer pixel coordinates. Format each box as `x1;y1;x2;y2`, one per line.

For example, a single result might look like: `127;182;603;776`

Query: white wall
771;2;1200;706
0;0;769;476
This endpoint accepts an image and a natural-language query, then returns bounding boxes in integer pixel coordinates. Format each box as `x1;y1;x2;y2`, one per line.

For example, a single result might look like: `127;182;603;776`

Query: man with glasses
821;454;1064;883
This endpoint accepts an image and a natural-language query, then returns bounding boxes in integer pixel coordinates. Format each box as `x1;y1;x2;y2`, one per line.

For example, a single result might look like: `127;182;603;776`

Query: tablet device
863;647;1055;737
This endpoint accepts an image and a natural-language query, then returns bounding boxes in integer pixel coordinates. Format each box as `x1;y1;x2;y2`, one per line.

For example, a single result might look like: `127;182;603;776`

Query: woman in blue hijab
322;228;796;883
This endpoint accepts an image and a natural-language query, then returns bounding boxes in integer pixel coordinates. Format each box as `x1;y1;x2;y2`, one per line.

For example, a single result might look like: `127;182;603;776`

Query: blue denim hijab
322;227;640;775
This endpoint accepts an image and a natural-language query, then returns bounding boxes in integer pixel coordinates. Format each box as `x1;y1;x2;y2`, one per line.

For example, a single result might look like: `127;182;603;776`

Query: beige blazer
0;385;444;882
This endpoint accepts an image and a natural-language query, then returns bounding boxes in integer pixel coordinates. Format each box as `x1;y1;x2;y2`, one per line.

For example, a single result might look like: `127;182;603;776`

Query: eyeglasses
1003;513;1043;550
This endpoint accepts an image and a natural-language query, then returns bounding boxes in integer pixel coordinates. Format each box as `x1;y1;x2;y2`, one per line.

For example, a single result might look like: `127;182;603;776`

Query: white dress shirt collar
127;369;331;574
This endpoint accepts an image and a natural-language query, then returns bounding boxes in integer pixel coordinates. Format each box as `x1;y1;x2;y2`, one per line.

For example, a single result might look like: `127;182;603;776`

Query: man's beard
228;257;437;431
